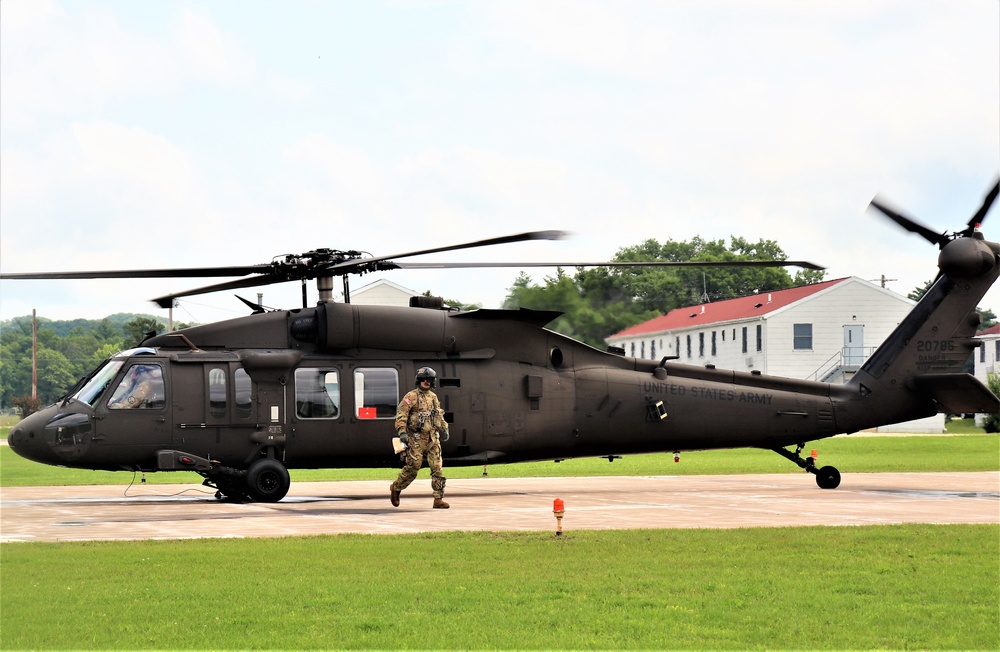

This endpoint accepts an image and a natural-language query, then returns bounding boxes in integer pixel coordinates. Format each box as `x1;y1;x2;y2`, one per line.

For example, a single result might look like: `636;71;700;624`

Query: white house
972;324;1000;427
973;323;1000;383
606;277;946;433
348;279;420;307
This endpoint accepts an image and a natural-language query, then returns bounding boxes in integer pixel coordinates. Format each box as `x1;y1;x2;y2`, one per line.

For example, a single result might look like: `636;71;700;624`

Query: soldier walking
390;366;450;508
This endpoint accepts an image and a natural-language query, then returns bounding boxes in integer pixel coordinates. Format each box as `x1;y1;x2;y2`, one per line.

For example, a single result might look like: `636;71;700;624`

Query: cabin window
294;368;340;419
793;323;813;350
354;368;399;419
235;368;252;419
107;364;165;410
208;368;227;418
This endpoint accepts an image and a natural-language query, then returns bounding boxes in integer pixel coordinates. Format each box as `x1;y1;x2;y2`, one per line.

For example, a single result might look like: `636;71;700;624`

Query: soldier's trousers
391;434;446;498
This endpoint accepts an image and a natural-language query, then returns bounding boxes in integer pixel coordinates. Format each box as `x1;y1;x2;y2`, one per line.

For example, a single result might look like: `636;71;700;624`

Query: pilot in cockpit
108;365;161;409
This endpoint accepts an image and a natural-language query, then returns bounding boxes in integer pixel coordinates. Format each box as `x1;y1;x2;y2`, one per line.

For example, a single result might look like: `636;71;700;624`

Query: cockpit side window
108;364;165;410
294;368;340;419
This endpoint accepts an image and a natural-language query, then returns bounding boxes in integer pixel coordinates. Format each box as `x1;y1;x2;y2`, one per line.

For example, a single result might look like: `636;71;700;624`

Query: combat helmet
415;366;437;388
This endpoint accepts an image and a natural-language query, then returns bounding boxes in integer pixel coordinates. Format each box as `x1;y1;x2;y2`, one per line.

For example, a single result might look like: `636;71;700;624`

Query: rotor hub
938;235;999;278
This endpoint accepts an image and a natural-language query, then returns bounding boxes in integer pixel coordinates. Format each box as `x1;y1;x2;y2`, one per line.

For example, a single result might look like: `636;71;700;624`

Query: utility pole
31;309;37;400
871;275;897;289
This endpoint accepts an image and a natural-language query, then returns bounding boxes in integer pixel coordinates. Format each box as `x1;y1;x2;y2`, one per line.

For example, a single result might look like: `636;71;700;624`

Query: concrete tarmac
2;471;997;543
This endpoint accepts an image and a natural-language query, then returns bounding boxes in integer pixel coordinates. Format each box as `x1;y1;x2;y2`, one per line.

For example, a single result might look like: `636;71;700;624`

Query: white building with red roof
607;277;914;384
974;323;1000;384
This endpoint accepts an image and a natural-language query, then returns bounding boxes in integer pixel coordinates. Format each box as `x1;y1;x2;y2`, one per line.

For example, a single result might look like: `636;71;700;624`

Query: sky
2;0;998;328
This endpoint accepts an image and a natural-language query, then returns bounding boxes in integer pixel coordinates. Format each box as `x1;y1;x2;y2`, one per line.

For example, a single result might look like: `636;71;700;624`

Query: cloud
1;0;997;322
176;6;255;86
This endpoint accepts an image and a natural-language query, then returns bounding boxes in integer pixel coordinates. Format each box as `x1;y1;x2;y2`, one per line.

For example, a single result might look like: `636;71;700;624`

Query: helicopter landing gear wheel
771;444;841;489
245;458;290;503
815;465;841;489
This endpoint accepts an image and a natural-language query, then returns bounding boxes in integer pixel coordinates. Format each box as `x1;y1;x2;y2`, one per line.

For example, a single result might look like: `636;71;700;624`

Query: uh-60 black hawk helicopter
4;182;999;502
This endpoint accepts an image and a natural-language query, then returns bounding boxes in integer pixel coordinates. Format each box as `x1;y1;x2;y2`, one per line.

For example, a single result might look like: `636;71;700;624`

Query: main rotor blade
393;260;825;271
868;197;949;248
968;179;1000;229
0;265;272;281
326;230;568;272
150;275;288;308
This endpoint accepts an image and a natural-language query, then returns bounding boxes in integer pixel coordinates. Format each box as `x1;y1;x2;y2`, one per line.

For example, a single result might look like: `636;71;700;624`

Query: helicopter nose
7;408;94;466
7;417;54;465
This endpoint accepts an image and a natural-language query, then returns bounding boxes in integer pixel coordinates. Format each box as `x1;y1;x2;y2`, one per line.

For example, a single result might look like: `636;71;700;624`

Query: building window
686;335;692;358
756;325;763;352
698;332;705;357
793;323;813;350
675;337;680;356
995;340;999;362
631;342;636;357
641;341;646;358
711;331;717;356
742;327;748;354
651;340;656;359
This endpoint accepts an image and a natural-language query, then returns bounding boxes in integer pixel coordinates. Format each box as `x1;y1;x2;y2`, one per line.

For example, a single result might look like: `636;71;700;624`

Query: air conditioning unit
745;357;754;367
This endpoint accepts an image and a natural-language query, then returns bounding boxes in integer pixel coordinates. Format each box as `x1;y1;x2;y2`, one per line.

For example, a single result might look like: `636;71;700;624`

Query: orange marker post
553;498;565;536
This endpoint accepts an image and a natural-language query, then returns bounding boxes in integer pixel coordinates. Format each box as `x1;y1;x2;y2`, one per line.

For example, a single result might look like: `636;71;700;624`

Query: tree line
0;314;182;411
501;236;828;347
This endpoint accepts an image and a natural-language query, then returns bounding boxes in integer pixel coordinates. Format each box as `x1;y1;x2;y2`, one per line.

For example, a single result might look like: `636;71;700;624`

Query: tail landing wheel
815;465;841;489
771;444;841;489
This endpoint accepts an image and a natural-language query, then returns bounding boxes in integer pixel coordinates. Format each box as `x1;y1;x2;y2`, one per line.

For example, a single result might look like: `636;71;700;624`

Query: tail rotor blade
967;178;1000;231
868;197;950;248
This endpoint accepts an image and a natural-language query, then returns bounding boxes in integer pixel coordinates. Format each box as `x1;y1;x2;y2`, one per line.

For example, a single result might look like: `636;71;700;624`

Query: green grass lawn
2;418;997;650
2;524;996;650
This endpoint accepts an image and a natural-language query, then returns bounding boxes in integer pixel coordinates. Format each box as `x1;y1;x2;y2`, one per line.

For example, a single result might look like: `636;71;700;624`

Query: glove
439;429;450;442
397;431;408;444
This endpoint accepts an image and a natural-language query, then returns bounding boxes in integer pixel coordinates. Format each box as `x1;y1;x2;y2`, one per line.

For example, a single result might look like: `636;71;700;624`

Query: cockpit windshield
72;360;125;407
71;348;156;407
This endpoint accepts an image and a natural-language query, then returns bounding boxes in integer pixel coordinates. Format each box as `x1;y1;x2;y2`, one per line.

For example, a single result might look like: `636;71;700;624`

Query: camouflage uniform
390;386;449;502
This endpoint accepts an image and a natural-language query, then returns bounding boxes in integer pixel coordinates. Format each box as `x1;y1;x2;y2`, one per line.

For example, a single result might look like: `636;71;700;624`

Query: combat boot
390;485;400;507
433;497;450;509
